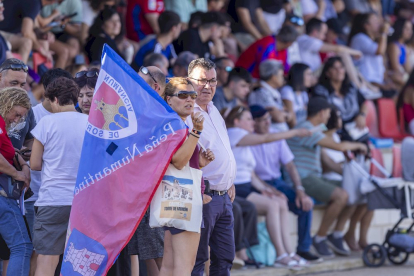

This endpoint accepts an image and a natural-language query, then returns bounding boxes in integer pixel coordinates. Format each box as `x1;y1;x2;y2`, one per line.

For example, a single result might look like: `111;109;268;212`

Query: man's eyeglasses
188;77;218;87
0;64;28;73
172;91;197;100
140;66;157;84
75;70;99;79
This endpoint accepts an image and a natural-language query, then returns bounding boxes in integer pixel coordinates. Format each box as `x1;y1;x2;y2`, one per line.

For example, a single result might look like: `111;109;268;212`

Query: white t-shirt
297;34;324;71
323;133;345;181
350;33;385;84
82;0;98;26
26;104;53;202
228;128;256;184
280;85;309;125
31;112;88;206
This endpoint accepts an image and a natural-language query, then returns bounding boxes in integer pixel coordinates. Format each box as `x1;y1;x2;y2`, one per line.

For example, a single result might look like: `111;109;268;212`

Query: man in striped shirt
287;97;367;259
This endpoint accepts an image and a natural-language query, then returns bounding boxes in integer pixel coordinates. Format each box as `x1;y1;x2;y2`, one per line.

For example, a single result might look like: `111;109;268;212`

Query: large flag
61;44;187;275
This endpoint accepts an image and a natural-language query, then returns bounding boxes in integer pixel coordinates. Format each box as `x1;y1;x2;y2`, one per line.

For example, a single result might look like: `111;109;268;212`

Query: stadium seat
377;98;407;141
392;146;402;178
366;100;379;137
32;52;53;74
398;108;411;137
370;148;387;178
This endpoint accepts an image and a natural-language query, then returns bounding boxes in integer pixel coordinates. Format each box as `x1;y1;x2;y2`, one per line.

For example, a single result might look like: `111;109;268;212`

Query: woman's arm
282;99;297;128
171;135;198;170
30;139;44;171
237;128;310;147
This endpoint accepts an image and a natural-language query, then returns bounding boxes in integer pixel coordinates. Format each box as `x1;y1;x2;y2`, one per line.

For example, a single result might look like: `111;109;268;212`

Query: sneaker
297;251;323;263
232;257;245;269
327;234;351;256
312;237;335;258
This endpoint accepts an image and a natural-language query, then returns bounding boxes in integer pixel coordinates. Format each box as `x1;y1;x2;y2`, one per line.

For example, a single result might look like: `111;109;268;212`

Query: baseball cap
307;97;333;117
250;105;268;119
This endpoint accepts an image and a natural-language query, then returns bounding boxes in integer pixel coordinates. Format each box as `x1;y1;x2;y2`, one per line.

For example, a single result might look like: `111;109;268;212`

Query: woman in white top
30;77;88;276
224;106;311;269
321;107;373;252
281;63;312;128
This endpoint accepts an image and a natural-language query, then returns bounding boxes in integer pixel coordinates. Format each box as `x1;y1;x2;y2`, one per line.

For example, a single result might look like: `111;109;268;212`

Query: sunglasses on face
140;66;157;84
290;16;304;26
172;91;197;100
0;64;29;73
75;70;99;78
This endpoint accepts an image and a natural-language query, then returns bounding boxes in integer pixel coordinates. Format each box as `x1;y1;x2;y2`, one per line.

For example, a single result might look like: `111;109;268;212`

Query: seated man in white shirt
297;18;362;72
250;105;319;262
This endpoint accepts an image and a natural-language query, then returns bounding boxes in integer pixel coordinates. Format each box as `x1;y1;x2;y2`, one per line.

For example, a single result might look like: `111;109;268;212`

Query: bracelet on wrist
190;132;200;139
192;129;202;135
296;186;305;192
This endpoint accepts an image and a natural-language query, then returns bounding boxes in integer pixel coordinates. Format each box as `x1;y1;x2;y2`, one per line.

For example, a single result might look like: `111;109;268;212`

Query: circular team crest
87;70;137;140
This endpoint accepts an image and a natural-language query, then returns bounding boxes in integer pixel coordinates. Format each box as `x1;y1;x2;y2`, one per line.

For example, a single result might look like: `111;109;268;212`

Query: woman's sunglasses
76;70;99;78
172;91;197;100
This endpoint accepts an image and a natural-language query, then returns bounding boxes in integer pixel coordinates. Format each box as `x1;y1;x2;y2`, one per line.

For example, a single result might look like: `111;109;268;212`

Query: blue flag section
61;44;188;275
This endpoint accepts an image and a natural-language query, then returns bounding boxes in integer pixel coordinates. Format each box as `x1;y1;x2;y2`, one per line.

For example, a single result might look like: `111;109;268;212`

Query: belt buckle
218;190;226;196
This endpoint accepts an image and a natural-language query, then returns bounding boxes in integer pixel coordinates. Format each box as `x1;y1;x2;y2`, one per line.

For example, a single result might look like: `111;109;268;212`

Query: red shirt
126;0;164;42
0;116;15;166
236;36;289;79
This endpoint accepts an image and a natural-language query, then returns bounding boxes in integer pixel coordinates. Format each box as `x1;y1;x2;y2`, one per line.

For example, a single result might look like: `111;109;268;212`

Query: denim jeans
0;196;32;276
266;179;312;252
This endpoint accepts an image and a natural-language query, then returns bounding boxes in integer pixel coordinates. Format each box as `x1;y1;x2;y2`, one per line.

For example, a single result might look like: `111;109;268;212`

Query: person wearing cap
250;104;319;262
173;51;197;77
287;97;367;258
320;18;344;63
297;18;362;72
224;105;311;269
133;11;182;70
212;67;252;113
174;11;226;61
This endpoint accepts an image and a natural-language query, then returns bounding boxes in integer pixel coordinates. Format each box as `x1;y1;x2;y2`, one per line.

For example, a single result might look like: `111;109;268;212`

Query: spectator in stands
0;2;12;65
397;70;414;134
248;60;289;131
0;0;47;64
159;77;214;276
30;77;87;276
174;11;226;60
213;67;252;112
172;51;197;77
236;25;299;79
226;0;272;49
208;0;225;12
215;56;235;87
133;11;181;69
224;106;311;268
188;11;205;29
283;14;305;67
138;66;166;96
260;0;286;35
81;0;115;44
39;0;83;68
320;18;344;63
321;107;374;252
387;18;413;87
74;68;99;115
185;58;236;276
312;57;368;140
232;196;259;268
250;105;320;262
297;18;362;72
343;0;377;17
348;13;394;91
143;53;169;76
0;87;32;276
85;6;123;63
301;0;327;22
126;0;164;42
164;0;207;29
287;97;367;258
281;63;312;128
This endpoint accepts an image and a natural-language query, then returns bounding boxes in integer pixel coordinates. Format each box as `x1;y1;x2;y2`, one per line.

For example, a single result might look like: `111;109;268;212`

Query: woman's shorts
235;183;259;198
33;206;71;255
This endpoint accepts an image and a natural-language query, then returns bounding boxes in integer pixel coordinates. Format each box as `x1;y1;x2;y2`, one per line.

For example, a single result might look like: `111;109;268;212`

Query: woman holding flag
158;77;215;276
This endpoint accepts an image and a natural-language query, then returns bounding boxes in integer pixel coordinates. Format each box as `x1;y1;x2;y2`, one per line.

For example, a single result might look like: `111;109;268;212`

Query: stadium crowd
1;0;414;275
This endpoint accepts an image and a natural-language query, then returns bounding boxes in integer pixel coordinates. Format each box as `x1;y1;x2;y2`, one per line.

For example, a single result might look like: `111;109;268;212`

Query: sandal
274;253;302;270
289;252;310;267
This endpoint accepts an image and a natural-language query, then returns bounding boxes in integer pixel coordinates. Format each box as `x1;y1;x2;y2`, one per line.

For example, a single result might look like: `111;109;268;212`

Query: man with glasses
138;66;166;96
186;58;236;276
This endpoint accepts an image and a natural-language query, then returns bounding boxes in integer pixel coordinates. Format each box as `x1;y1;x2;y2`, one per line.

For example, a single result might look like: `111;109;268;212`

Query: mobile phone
22;150;32;156
47;22;60;27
